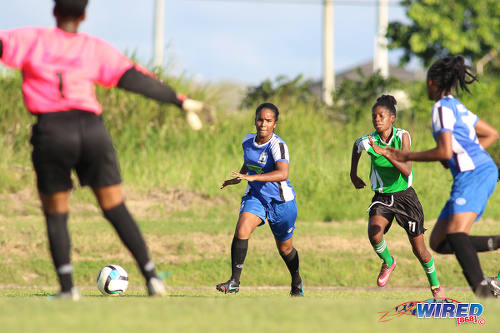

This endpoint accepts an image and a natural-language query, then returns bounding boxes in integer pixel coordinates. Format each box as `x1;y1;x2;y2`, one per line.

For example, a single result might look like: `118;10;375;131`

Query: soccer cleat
290;280;304;297
216;279;240;294
474;277;499;298
48;288;81;301
431;286;445;299
487;276;500;297
377;256;396;287
147;277;167;296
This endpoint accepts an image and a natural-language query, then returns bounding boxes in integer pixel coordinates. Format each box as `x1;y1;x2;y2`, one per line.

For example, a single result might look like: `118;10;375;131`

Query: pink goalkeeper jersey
0;27;134;115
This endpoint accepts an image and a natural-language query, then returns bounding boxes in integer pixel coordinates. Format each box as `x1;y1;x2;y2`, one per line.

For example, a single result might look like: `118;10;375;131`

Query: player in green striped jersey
350;95;444;299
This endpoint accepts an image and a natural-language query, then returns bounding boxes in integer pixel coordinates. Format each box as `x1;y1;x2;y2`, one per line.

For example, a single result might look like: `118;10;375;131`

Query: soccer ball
97;264;129;296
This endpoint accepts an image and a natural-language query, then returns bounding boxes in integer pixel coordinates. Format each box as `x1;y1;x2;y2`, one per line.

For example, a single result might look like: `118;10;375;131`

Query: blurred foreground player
0;0;207;299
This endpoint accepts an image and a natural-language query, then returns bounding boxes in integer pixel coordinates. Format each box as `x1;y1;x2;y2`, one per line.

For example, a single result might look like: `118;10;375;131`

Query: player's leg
408;234;443;298
368;214;396;287
216;211;262;294
431;217;500;254
32;112;80;299
441;212;493;296
268;199;302;296
40;191;79;299
80;114;164;295
275;237;303;296
231;211;262;282
368;215;394;263
93;184;165;296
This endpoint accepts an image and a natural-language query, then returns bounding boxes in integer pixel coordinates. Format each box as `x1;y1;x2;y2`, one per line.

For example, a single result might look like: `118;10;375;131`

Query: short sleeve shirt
431;95;492;177
356;127;413;193
242;133;295;203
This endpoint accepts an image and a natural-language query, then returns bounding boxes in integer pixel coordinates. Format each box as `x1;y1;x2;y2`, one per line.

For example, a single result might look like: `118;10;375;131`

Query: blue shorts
438;161;498;222
240;194;297;241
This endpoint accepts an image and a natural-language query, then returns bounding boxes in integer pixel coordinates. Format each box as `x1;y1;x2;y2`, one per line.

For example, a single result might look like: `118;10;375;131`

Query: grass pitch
1;288;499;333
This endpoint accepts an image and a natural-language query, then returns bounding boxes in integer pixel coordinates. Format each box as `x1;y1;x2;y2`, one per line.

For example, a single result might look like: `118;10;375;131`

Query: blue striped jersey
432;95;493;177
242;133;295;203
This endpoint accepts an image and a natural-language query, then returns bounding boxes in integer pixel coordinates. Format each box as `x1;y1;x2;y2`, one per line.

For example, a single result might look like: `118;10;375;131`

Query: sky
0;0;415;84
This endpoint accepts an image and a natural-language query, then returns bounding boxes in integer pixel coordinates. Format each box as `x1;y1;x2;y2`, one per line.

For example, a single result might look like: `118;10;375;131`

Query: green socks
422;257;440;288
373;239;394;266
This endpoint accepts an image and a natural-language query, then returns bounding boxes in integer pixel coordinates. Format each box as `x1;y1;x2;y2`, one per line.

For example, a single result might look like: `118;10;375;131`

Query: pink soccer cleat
377;257;396;287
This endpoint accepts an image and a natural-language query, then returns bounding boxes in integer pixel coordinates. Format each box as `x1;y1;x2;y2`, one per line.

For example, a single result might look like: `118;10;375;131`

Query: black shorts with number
368;187;425;237
30;110;122;194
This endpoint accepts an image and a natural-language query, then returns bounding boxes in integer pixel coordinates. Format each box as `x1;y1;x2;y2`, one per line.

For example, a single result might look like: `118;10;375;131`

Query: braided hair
372;94;397;117
427;55;478;95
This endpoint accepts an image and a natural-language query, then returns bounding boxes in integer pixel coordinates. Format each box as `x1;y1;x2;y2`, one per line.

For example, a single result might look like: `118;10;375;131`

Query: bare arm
385;131;453;162
220;164;247;189
475;119;499;150
350;141;366;189
232;161;289;183
369;133;412;177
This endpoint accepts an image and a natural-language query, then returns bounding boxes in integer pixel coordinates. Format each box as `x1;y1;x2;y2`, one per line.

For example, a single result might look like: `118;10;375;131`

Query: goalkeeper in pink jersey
0;0;206;299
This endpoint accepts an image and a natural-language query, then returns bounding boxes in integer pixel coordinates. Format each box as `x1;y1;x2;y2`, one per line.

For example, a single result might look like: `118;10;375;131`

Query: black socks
446;233;485;291
436;235;500;254
103;203;157;281
280;248;302;287
45;212;73;292
230;237;248;283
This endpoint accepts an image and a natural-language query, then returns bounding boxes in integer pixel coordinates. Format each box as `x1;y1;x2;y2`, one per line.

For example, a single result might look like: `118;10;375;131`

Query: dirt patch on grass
124;188;228;220
0;187;229;220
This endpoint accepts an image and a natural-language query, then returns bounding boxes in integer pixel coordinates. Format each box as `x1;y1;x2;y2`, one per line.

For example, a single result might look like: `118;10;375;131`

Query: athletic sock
373;238;394;266
280;248;302;287
436;235;500;254
421;257;440;287
447;233;484;291
230;237;248;283
44;212;73;292
103;203;157;281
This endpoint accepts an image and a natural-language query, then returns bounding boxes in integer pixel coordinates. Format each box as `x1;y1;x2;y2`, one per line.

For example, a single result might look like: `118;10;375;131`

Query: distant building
311;61;425;98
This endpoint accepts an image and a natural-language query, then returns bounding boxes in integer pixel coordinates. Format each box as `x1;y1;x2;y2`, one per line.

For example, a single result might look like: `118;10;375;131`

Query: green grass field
1;289;499;333
1;71;500;332
1;190;500;333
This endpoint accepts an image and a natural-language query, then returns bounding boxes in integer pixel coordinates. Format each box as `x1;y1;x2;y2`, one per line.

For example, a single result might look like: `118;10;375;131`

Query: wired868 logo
378;298;486;326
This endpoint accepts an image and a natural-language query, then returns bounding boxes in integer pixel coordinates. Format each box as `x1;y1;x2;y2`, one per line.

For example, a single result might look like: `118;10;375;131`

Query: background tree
387;0;500;67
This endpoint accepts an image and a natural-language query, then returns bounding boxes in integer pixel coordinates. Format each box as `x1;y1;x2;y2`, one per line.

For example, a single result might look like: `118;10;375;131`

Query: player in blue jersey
216;103;303;296
379;56;500;298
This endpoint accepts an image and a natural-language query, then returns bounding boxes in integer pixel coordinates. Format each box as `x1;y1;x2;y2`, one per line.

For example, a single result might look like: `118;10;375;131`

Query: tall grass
0;71;499;222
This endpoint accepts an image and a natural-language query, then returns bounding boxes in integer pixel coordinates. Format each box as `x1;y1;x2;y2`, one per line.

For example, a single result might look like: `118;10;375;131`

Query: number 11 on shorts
408;221;416;233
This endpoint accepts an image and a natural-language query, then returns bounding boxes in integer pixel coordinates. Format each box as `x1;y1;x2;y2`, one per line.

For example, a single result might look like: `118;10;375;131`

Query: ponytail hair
427;55;478;95
372;94;397;116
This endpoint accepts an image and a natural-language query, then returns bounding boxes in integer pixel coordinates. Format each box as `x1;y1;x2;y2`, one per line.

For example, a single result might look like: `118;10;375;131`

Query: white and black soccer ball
97;265;129;296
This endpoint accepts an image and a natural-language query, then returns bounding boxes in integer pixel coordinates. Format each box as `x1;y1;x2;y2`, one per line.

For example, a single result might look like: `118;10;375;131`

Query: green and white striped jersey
356;127;413;193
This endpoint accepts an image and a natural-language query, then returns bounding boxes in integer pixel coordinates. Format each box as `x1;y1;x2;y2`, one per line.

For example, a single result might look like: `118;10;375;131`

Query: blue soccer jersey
242;133;295;203
432;95;493;178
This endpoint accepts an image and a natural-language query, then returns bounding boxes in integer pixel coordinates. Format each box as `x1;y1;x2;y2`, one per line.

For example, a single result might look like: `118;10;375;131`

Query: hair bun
376;94;397;107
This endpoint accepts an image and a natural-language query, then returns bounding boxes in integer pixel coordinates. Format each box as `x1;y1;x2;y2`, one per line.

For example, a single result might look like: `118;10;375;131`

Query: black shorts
30;110;122;194
368;187;425;237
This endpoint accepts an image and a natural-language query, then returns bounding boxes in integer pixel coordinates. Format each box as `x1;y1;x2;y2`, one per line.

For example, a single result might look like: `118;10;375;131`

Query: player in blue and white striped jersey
216;103;303;296
381;56;500;298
